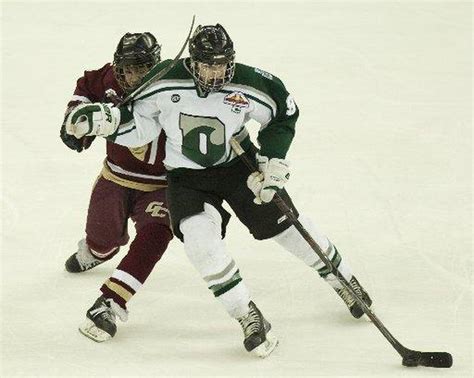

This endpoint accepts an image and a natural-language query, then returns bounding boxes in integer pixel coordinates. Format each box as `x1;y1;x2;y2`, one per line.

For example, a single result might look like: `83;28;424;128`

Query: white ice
1;1;472;376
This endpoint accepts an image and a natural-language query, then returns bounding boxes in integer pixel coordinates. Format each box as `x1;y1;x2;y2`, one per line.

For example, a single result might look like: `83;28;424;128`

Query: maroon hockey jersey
67;63;166;191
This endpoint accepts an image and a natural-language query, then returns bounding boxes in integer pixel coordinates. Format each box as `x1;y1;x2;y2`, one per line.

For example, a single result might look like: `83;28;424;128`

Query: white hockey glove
65;103;120;138
247;154;290;204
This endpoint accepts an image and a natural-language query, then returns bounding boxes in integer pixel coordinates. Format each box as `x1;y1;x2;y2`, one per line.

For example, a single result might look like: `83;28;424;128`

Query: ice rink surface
1;1;472;376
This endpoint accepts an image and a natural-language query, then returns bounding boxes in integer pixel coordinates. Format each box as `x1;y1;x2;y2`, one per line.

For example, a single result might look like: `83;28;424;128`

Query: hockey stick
117;15;196;107
230;137;453;368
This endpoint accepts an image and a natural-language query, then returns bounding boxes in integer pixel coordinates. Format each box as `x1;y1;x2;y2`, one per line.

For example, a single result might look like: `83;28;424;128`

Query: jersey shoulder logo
223;91;250;108
254;67;273;80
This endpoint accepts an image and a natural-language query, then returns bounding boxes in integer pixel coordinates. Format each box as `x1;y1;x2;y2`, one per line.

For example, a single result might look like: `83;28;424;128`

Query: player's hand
247;154;290;204
65;103;120;138
60;123;95;152
60;122;84;152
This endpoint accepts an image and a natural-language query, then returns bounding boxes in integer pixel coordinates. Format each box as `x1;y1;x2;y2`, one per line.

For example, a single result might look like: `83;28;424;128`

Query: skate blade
79;319;112;343
251;330;279;358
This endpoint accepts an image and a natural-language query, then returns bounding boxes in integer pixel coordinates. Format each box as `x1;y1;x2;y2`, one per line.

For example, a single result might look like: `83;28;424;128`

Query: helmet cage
113;61;156;93
113;32;161;92
190;60;235;92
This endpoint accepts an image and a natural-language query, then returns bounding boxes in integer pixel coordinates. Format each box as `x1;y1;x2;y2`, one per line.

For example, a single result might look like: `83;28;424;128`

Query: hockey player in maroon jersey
60;32;173;342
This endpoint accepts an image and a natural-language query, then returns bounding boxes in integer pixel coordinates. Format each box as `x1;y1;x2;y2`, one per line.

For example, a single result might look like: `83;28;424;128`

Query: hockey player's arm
60;66;110;152
247;76;298;203
64;101;160;148
256;82;298;160
106;101;161;147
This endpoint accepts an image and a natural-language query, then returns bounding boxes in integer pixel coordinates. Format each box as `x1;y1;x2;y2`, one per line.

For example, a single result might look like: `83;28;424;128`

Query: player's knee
180;210;230;277
298;214;331;253
86;231;129;258
180;209;222;254
136;222;173;244
273;214;330;253
134;223;173;261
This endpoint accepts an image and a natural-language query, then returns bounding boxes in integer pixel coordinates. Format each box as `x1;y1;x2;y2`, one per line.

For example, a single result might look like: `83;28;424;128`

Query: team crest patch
223;92;250;108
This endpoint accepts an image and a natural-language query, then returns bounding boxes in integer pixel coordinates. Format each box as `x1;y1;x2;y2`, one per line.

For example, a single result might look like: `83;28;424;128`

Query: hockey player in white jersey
65;24;372;358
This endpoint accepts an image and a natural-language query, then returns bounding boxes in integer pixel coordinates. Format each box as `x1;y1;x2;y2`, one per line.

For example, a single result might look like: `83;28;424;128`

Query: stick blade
402;351;453;368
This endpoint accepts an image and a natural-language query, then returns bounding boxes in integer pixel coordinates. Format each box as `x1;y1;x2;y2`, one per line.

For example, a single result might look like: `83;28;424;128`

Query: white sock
272;214;353;287
180;204;251;319
216;282;251;319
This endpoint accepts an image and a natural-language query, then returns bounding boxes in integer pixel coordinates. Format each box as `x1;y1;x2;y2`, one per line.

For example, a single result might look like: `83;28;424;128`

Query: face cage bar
113;62;155;93
191;60;235;92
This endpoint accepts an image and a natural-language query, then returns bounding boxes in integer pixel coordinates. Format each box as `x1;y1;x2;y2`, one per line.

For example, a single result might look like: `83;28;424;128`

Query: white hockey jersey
110;59;299;170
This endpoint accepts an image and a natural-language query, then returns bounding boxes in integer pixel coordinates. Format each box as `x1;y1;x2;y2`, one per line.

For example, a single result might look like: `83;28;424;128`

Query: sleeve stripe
135;80;196;101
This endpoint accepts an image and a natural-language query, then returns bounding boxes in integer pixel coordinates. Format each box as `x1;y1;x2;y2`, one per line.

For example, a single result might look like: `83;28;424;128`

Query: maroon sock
100;224;172;309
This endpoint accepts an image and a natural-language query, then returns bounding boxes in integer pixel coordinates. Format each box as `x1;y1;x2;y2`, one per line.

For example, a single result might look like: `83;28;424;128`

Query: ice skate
79;296;127;342
65;239;105;273
334;276;372;319
237;301;278;358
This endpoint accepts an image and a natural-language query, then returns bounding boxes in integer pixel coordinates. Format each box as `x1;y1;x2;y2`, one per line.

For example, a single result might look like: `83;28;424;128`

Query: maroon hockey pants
85;176;173;309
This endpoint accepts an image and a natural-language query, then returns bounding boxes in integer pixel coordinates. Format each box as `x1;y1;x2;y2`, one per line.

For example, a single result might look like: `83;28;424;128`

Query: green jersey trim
108;107;136;141
135;83;197;102
116;125;136;136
